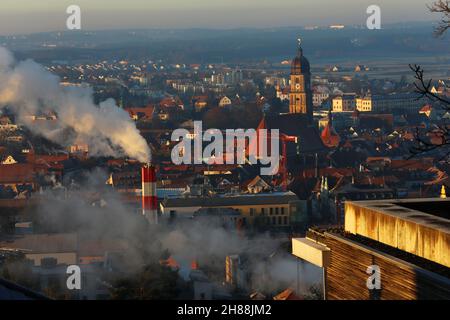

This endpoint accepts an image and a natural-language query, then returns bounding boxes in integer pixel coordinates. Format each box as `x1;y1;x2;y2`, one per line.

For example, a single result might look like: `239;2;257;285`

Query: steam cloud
29;168;321;297
0;47;150;163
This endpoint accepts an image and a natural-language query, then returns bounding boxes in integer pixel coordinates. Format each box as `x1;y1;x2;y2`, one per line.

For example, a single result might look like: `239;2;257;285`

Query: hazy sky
0;0;437;35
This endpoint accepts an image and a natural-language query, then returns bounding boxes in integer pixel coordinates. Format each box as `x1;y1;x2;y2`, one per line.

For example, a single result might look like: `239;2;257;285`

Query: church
256;39;327;177
289;38;313;121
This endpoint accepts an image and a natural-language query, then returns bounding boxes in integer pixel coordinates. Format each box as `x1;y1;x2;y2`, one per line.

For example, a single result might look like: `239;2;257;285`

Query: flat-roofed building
292;198;450;299
0;233;78;266
160;191;304;228
333;93;428;114
368;93;428;114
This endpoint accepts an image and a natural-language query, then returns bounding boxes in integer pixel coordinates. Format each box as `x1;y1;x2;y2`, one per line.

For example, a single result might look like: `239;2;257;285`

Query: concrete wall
345;201;450;268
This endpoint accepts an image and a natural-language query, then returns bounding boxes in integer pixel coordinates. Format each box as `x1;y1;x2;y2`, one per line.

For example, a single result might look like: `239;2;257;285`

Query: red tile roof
35;154;69;163
0;163;34;183
390;159;434;171
321;123;340;148
126;105;155;119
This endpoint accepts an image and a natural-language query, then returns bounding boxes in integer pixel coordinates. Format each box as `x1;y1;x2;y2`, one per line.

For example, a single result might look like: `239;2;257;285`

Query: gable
2;155;17;165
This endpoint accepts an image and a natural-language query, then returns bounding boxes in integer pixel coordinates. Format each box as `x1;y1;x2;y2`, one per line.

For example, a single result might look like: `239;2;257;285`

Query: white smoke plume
26;168;321;297
0;47;150;163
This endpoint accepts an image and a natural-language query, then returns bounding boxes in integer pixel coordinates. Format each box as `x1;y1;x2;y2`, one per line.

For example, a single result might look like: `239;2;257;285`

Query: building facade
333;93;428;114
332;94;356;112
160;192;304;228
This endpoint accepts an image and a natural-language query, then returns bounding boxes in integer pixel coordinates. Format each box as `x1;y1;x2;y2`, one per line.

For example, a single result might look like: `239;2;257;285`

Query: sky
0;0;437;35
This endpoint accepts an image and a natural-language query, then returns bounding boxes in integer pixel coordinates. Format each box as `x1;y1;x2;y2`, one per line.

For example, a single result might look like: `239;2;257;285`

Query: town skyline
0;0;449;304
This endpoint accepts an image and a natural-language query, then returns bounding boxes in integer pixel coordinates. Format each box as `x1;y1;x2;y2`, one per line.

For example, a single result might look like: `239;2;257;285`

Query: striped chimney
142;164;158;224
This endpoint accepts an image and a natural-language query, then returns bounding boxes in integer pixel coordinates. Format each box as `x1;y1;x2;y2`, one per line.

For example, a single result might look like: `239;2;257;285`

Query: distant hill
3;23;449;65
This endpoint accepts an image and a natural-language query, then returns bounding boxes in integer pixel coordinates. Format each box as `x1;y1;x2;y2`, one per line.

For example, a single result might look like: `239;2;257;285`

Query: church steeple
297;38;303;56
440;185;447;199
289;38;312;121
321;108;341;148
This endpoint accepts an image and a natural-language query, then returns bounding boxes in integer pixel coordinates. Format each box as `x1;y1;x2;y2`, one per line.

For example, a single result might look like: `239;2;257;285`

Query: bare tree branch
408;63;450;159
409;125;450;159
428;0;450;36
409;64;450;108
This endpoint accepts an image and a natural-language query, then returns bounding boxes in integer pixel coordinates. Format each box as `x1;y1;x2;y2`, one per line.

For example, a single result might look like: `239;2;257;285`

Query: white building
332;94;356;112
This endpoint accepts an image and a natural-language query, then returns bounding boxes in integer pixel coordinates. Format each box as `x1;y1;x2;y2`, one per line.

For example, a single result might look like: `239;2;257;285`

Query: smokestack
142;164;158;224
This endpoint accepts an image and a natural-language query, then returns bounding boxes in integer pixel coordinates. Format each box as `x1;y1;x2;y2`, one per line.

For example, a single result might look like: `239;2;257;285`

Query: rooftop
396;201;449;220
345;198;450;268
161;191;300;208
0;278;49;300
0;233;78;254
0;163;34;184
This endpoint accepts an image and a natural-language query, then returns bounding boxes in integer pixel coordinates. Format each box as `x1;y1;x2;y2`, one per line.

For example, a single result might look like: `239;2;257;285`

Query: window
272;217;276;225
283;216;288;225
261;208;265;215
270;208;273;215
281;207;285;215
277;216;282;225
275;207;279;215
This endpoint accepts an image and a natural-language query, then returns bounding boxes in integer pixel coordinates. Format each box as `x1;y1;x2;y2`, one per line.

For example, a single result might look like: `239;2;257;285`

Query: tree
109;263;180;300
428;0;450;36
408;2;450;159
409;64;450;159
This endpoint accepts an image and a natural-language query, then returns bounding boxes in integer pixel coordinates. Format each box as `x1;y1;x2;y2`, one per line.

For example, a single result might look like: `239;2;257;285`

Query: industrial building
292;198;450;299
160;191;305;228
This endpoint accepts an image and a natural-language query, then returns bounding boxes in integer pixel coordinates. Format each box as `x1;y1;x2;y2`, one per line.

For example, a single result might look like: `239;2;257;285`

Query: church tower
289;39;313;122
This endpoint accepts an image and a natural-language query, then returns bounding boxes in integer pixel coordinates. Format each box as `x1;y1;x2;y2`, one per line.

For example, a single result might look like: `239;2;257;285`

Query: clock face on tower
289;40;311;118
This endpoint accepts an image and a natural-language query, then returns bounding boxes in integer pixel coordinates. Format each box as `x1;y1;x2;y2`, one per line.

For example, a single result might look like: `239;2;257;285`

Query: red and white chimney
142;164;158;224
